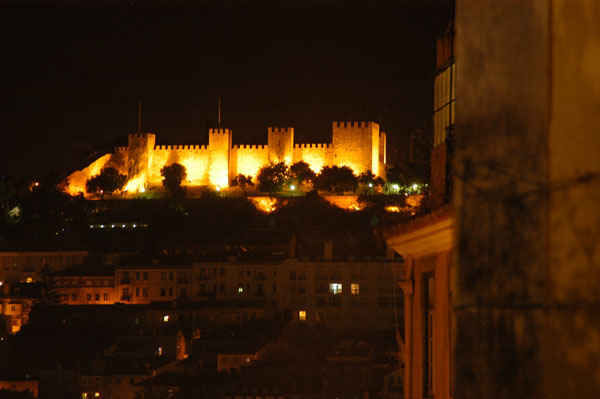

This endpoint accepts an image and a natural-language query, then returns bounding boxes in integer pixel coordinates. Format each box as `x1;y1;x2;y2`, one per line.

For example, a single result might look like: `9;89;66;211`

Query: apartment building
115;265;192;304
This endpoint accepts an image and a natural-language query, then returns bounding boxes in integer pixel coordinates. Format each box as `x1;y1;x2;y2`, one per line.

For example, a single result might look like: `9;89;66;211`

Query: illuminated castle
67;121;387;194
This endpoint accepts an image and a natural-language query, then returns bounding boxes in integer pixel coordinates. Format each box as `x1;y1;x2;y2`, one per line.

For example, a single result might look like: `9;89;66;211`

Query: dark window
160;288;166;297
136;272;140;280
86;294;91;301
161;272;166;280
95;293;100;301
290;271;296;280
143;272;148;280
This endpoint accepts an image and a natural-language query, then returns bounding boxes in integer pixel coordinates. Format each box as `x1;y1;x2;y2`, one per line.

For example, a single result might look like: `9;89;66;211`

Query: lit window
157;347;163;356
26;277;33;283
329;283;342;294
82;394;87;399
163;315;169;322
238;285;244;294
95;393;100;397
298;310;306;321
351;283;360;295
245;357;251;363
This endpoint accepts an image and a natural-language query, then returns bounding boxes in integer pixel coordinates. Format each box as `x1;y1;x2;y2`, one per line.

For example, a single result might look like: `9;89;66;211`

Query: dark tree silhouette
358;170;384;193
161;163;187;199
289;161;317;190
39;264;61;304
231;174;254;196
315;165;358;194
85;167;127;198
256;162;289;195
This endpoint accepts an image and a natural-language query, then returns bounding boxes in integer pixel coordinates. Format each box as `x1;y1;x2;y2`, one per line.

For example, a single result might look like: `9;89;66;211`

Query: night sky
2;0;453;179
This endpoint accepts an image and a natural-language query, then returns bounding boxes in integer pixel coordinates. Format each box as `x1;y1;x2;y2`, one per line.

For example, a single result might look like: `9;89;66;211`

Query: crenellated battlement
209;128;231;135
128;132;156;140
233;144;267;150
333;121;372;128
70;121;386;194
294;143;331;149
268;127;293;134
154;144;207;151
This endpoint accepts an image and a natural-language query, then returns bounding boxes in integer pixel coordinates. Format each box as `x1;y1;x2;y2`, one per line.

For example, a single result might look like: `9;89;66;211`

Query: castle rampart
67;121;387;194
268;127;294;164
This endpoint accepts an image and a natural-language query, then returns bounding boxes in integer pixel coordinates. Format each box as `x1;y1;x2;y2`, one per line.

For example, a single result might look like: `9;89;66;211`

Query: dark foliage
315;165;357;194
161;163;187;199
85;167;127;199
289;161;316;190
231;174;254;196
256;162;289;195
358;170;384;193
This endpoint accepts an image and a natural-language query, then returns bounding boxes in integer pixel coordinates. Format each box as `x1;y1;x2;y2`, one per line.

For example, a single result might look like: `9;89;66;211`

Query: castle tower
208;128;232;187
126;133;156;185
332;121;380;176
267;127;294;164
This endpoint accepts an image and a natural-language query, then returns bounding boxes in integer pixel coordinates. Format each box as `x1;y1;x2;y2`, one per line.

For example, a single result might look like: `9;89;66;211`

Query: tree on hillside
386;161;428;195
231;174;254;196
315;165;358;194
161;163;187;199
256;162;289;195
85;167;127;199
39;264;61;305
289;161;317;190
358;170;384;193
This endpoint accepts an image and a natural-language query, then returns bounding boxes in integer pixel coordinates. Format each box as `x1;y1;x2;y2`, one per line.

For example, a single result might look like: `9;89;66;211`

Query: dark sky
2;0;453;178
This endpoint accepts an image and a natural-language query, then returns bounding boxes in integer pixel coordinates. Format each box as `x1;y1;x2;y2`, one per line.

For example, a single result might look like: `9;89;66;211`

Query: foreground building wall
455;0;600;397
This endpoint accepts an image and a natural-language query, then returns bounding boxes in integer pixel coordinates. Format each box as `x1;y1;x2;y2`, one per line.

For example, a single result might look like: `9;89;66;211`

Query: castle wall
267;127;294;164
148;145;210;186
292;143;333;174
66;121;388;195
231;144;268;180
66;153;112;195
208;129;232;187
126;133;156;184
332;121;380;175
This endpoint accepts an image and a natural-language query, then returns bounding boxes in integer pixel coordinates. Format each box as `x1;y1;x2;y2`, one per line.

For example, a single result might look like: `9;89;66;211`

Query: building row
53;254;403;331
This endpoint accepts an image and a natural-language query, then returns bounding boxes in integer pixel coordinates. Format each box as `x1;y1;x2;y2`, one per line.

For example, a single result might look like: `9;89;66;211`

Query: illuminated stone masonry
67;121;387;194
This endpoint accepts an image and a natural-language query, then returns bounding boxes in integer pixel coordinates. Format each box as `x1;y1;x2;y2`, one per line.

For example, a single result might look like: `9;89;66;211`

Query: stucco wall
455;0;600;397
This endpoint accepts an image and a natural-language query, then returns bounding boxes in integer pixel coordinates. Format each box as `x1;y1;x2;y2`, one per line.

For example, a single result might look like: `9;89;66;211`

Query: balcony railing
120;278;131;284
120;295;131;301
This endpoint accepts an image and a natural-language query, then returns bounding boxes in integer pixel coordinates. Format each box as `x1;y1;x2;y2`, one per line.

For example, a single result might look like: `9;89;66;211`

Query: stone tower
126;133;156;184
267;127;294;164
208;128;232;187
332;121;380;175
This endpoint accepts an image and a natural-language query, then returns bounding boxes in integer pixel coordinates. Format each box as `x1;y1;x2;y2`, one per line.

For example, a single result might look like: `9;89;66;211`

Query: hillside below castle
67;121;387;195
